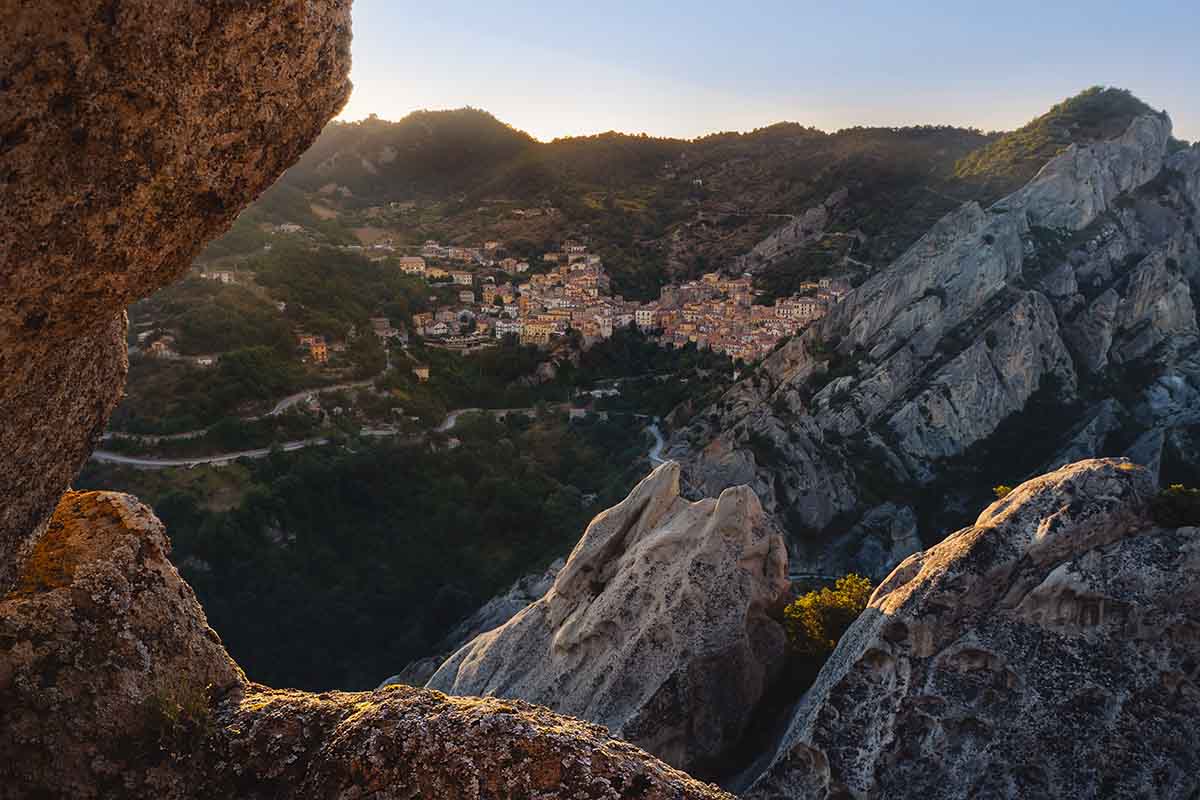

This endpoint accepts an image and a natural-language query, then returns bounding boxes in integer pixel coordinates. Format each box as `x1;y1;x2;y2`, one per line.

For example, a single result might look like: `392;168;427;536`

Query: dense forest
78;412;652;691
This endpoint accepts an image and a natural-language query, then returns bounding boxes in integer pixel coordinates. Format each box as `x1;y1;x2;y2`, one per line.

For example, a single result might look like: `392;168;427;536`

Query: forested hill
209;88;1178;300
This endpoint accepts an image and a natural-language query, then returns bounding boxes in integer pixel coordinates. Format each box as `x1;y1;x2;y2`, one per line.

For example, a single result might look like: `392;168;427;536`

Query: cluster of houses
636;274;851;362
395;239;852;362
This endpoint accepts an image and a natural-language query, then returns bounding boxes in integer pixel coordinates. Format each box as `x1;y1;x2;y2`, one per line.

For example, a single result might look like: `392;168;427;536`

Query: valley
84;86;1200;700
4;11;1200;793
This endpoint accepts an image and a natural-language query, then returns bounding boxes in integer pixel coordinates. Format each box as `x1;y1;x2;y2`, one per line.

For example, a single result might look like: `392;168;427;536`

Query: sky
340;1;1199;143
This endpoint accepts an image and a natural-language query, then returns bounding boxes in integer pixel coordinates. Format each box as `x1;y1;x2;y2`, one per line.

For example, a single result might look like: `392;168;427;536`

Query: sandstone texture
746;459;1200;800
0;0;353;594
671;113;1200;580
428;462;792;777
0;491;734;800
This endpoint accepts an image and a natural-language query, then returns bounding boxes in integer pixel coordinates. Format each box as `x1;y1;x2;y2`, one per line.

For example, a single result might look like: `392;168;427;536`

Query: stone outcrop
737;189;851;272
0;491;734;800
427;462;792;777
790;502;923;583
0;0;353;594
671;111;1200;580
746;459;1200;800
0;492;245;797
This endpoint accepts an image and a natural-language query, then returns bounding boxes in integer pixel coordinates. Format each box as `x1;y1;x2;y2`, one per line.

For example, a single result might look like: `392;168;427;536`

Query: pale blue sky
341;1;1199;142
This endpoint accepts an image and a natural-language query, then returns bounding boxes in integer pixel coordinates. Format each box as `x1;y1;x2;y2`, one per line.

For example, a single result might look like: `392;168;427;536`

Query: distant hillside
208;89;1168;300
285;108;538;199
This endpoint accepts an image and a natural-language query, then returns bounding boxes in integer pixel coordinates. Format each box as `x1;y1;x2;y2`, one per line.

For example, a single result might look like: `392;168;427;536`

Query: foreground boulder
746;459;1200;799
0;491;734;800
0;0;353;594
427;462;792;777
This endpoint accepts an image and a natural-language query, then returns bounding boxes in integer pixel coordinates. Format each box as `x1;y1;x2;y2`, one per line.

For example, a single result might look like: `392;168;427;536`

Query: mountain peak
955;86;1166;188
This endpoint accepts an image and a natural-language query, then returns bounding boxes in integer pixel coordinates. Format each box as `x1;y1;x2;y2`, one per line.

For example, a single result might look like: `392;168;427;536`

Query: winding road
102;378;381;444
647;422;667;466
91;437;330;468
92;408;670;471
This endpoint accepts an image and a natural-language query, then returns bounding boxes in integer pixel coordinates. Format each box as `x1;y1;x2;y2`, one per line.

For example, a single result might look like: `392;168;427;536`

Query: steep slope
955;86;1166;194
223;108;995;298
745;459;1200;799
285;108;539;199
670;111;1200;580
427;462;791;778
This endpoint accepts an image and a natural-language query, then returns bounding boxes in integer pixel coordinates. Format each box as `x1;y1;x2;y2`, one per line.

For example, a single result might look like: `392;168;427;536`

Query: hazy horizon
340;1;1199;143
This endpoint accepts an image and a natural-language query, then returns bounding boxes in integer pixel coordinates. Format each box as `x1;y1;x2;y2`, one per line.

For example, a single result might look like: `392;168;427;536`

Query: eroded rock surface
0;491;734;800
428;462;792;777
0;0;353;593
747;459;1200;800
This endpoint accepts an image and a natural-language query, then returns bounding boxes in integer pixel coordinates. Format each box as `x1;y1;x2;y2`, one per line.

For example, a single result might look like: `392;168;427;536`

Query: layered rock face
0;492;734;800
0;0;353;593
671;112;1200;579
428;462;792;776
746;459;1200;799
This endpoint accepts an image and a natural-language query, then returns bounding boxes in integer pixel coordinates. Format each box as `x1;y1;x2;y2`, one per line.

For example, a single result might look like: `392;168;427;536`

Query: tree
783;574;873;658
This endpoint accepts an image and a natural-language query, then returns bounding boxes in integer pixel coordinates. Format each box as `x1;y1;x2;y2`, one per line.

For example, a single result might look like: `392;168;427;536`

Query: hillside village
203;225;853;366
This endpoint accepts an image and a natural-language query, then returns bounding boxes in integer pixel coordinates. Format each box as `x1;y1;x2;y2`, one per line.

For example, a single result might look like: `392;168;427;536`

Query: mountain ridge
667;109;1200;581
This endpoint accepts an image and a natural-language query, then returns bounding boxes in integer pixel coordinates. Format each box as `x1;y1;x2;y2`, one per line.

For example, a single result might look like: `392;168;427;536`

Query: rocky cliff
0;4;734;798
427;462;792;777
744;458;1200;799
670;111;1200;580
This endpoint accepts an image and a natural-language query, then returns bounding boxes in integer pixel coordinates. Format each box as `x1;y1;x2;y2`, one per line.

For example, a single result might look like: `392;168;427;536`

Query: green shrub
783;574;873;658
993;484;1014;499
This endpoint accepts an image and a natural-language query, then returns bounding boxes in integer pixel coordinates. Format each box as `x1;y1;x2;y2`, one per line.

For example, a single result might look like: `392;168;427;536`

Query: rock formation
745;459;1200;799
671;111;1200;580
0;491;734;799
0;4;734;798
428;462;791;777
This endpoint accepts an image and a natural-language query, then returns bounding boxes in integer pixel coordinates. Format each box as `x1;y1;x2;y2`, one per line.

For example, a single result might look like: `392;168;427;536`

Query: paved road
91;437;330;468
647;422;667;466
94;403;666;471
103;378;382;443
436;408;481;432
266;379;376;416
